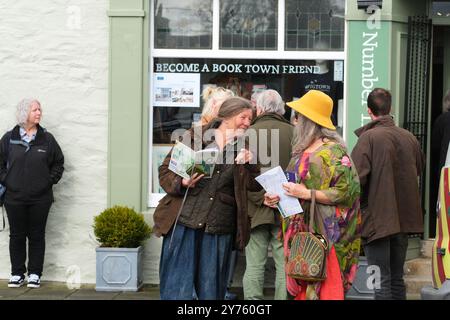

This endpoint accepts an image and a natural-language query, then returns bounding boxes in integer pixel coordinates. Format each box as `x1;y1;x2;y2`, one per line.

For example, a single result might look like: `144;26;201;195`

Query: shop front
108;0;347;209
107;0;450;280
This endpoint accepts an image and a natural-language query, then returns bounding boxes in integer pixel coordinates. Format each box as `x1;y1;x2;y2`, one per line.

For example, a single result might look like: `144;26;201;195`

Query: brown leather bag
285;190;328;282
152;194;183;237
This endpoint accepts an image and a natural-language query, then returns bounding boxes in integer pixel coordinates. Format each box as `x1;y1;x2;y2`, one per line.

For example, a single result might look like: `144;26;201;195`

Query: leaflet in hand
168;141;219;180
255;166;303;218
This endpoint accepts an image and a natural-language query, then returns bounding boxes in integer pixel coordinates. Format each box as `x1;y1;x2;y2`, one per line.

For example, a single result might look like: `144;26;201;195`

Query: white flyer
255;166;303;218
153;73;200;107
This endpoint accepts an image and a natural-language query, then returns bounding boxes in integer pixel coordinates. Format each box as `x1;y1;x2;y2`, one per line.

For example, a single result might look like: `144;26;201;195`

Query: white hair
256;89;285;115
292;114;345;157
16;98;41;126
200;87;234;124
443;89;450;113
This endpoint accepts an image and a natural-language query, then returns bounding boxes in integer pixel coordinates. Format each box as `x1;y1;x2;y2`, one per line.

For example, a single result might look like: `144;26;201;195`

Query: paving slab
12;282;76;300
0;284;32;300
65;289;121;300
114;292;158;300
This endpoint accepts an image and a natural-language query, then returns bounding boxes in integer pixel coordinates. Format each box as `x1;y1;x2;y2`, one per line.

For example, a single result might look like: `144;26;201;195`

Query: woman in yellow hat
264;90;362;300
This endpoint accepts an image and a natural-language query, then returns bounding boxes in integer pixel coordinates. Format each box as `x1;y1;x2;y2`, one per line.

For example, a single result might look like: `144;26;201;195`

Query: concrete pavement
0;280;259;300
0;280;161;300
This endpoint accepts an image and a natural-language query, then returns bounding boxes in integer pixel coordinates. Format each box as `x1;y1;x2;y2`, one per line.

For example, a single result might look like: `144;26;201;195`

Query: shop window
154;0;213;49
151;57;344;193
285;0;345;51
219;0;278;50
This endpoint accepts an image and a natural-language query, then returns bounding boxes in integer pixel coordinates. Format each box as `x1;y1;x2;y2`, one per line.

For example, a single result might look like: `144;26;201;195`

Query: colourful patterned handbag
286;190;328;282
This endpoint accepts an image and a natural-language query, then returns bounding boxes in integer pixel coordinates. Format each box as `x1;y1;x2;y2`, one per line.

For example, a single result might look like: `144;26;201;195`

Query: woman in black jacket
0;98;64;288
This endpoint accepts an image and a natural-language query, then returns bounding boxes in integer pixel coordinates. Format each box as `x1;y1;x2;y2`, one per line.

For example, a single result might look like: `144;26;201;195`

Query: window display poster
334;60;344;82
152;145;173;193
153;73;200;107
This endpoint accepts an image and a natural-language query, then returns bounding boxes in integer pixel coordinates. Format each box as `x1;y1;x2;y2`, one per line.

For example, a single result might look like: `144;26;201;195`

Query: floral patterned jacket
284;141;362;292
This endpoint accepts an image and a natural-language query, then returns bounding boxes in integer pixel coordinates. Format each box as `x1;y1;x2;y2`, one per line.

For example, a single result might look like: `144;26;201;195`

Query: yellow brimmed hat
287;90;335;130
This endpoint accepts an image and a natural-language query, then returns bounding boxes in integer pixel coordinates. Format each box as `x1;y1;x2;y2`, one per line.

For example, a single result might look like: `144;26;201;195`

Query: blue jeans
159;223;233;300
363;233;409;300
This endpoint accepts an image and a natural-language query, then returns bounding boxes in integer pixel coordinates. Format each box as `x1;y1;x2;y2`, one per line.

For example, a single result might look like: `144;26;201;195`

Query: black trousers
5;202;52;277
363;233;409;300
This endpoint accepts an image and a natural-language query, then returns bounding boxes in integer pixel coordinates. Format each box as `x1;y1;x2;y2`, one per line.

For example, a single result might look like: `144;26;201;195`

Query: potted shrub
93;205;152;292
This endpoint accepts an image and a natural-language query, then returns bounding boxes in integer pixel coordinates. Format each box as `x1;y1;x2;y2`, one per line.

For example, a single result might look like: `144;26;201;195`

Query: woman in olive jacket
153;97;261;300
0;99;64;289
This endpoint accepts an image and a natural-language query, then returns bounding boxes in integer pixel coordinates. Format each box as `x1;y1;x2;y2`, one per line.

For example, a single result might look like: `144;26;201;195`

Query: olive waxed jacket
152;122;261;250
246;113;294;229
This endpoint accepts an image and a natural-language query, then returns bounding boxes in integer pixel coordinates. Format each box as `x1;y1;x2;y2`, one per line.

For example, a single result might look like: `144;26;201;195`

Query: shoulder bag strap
168;169;195;250
308;189;328;237
308;190;316;233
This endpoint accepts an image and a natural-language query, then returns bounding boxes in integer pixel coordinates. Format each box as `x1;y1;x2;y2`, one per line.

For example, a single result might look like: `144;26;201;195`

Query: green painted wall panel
111;0;143;10
141;0;150;211
390;22;409;127
346;21;391;150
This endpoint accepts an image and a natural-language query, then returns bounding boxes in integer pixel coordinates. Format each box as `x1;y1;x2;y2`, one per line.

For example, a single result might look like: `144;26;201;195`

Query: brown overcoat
351;116;425;243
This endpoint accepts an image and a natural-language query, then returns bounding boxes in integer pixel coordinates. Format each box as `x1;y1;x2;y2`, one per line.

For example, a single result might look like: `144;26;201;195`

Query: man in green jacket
243;89;293;300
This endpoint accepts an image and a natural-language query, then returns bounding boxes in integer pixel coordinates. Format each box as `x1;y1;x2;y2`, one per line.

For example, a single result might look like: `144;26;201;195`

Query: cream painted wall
0;0;110;284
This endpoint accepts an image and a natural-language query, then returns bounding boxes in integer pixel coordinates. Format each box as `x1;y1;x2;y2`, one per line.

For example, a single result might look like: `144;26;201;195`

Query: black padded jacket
0;125;64;204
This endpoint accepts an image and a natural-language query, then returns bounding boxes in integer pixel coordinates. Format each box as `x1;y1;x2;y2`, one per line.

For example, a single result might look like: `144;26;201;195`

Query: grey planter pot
95;246;144;292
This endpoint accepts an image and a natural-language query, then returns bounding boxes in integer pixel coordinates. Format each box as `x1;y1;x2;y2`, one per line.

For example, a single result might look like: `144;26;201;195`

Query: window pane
285;0;345;51
432;1;450;17
154;0;213;49
220;0;278;50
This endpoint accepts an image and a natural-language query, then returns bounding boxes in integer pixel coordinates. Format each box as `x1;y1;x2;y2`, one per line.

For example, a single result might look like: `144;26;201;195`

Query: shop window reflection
285;0;344;51
219;0;278;50
152;57;344;193
154;0;213;49
152;58;344;145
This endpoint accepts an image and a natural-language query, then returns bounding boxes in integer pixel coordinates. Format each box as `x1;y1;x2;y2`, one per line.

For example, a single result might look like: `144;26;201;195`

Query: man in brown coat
351;88;424;300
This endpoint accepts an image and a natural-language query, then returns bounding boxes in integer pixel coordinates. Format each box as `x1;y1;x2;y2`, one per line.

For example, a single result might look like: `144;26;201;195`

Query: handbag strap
308;190;328;238
308;190;316;233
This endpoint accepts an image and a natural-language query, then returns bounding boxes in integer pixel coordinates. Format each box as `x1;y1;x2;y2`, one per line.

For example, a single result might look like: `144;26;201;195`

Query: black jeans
363;233;409;300
5;202;52;277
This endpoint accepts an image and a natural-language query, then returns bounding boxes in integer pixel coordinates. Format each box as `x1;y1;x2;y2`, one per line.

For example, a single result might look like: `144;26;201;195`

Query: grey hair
256;89;285;115
443;89;450;113
251;90;264;104
292;114;345;157
16;98;41;126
